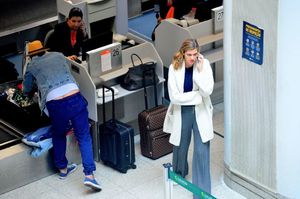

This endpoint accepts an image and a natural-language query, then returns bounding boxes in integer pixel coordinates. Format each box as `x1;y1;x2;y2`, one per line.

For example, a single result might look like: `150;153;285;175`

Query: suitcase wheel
103;161;109;166
120;169;127;174
131;164;137;169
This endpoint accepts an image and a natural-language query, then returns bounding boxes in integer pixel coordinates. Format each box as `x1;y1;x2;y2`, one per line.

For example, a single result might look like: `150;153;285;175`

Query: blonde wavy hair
172;39;200;70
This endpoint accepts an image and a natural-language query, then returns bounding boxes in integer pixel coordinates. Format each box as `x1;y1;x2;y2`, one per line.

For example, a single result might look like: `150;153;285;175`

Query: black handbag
120;54;158;91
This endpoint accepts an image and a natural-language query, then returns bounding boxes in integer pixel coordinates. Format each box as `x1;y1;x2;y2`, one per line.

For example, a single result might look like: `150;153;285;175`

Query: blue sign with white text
242;21;264;65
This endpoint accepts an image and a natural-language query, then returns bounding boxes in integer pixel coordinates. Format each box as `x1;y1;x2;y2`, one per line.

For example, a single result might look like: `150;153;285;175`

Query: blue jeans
46;92;96;175
172;105;211;198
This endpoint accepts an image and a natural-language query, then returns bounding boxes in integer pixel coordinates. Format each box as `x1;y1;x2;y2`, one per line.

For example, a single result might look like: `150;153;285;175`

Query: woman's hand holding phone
196;53;204;72
80;20;88;38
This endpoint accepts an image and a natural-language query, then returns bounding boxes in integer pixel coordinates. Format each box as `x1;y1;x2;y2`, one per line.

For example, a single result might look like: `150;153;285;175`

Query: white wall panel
231;0;278;190
276;1;300;198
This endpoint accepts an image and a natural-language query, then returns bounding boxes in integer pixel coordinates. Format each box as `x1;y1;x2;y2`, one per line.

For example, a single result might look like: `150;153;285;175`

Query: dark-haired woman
46;7;88;61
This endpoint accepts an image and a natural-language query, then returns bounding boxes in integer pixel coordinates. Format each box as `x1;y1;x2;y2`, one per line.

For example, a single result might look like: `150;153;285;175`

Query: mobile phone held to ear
197;53;204;61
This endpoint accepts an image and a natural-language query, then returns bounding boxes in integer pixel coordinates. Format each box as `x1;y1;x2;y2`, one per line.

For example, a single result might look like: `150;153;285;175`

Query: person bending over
23;40;101;192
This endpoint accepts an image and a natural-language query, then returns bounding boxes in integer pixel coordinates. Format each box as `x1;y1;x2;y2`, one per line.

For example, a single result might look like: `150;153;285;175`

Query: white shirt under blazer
163;58;214;146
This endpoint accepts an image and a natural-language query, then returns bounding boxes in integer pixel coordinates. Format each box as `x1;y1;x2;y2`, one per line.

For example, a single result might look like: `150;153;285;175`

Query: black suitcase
99;85;136;173
138;68;173;159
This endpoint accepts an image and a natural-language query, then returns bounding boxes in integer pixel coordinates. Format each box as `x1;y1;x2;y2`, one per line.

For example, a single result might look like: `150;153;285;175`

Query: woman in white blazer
163;39;214;197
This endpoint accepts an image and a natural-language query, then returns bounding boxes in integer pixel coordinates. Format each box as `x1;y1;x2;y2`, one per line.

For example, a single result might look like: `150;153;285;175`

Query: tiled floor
0;103;245;199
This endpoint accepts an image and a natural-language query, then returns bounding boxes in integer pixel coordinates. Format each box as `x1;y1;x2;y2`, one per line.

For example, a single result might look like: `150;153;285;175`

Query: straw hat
28;40;49;56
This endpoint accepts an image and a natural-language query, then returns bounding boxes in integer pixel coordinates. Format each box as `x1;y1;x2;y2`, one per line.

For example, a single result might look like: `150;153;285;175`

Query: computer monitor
86;42;122;78
81;31;113;61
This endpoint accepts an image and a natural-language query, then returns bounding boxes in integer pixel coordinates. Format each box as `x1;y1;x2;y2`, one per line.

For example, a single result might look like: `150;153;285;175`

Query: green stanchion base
169;170;216;199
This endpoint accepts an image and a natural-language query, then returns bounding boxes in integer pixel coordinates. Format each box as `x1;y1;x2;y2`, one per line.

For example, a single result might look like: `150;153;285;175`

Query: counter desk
68;35;165;161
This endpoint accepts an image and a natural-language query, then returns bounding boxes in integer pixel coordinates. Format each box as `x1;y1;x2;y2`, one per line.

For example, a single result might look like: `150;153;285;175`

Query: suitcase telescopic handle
102;85;115;124
142;67;158;110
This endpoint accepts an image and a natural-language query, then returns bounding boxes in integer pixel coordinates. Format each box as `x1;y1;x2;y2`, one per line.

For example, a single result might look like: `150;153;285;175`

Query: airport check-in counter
68;33;165;161
0;44;85;194
155;6;224;104
0;33;164;195
0;46;96;194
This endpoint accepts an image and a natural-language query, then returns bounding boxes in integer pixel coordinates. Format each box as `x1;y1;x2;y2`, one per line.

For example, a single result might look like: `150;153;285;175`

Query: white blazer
163;59;214;146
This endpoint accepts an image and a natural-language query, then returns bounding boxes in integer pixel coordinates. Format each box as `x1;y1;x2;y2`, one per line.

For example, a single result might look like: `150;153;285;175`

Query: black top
46;22;87;57
184;66;193;92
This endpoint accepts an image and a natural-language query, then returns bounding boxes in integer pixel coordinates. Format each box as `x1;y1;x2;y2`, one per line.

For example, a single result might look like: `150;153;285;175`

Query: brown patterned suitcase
138;68;173;159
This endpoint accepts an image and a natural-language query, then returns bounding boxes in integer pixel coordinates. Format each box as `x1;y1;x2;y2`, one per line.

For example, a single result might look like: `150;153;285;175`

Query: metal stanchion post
163;162;217;199
163;163;173;199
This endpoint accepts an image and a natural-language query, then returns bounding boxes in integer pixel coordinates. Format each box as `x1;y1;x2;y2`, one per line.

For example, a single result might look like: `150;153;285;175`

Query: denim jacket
23;52;77;112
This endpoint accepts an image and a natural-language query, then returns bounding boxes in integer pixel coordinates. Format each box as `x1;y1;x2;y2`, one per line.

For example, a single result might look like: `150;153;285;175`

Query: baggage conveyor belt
0;119;82;195
0;120;22;150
